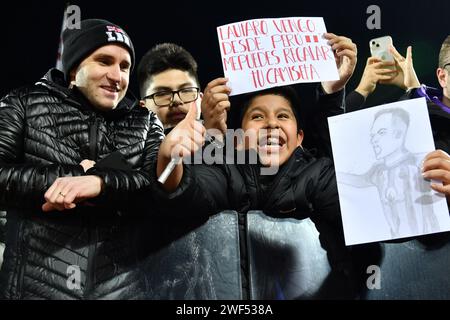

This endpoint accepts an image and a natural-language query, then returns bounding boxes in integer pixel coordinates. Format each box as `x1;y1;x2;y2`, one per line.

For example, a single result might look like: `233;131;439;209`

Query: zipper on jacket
242;165;264;300
89;117;100;160
16;219;26;299
85;226;98;298
252;165;264;208
235;211;249;300
85;117;100;298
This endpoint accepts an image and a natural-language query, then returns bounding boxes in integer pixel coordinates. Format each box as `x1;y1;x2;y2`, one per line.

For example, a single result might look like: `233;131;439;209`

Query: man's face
141;69;199;129
241;94;303;167
71;44;131;111
437;64;450;106
370;113;405;160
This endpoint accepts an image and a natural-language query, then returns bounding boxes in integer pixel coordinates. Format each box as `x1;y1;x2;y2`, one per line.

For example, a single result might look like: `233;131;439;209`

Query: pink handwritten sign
217;17;339;95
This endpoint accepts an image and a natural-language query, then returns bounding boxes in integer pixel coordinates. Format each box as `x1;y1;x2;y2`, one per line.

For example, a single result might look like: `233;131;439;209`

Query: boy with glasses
138;43;228;134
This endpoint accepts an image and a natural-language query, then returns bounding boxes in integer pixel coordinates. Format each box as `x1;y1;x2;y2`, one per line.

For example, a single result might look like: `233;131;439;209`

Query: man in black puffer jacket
0;19;165;299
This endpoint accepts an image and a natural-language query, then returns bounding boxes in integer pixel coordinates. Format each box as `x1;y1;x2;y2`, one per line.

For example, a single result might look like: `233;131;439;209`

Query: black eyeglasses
444;63;450;69
142;87;200;107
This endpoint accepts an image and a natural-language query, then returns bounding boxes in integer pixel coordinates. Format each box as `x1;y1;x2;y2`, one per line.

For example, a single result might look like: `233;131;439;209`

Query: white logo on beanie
105;25;131;47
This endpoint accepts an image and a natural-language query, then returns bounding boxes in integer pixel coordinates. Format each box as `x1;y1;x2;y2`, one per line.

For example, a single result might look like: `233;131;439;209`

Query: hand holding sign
422;149;450;200
201;77;232;134
321;33;358;94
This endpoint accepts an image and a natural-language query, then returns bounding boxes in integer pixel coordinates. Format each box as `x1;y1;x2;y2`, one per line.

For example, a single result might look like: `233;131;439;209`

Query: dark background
1;0;449;107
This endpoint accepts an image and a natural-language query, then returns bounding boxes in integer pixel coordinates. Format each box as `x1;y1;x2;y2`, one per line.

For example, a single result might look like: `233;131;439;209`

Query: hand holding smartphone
370;36;394;63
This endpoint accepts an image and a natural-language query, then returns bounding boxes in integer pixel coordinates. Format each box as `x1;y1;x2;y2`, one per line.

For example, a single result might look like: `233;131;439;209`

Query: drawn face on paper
241;94;303;167
370;113;406;160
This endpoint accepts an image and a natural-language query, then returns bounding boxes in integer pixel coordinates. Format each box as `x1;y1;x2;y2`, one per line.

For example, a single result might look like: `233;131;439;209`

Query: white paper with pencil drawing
328;98;450;245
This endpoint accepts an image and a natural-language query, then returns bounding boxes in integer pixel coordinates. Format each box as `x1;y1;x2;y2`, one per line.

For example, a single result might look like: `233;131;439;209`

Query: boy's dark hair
438;35;450;68
137;43;199;98
229;86;303;131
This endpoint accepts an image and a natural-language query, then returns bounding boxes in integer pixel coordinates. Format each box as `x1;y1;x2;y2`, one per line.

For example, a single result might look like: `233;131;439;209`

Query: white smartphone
369;36;394;62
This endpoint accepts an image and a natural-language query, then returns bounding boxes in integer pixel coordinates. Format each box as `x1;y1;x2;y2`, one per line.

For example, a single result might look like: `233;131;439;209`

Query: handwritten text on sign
217;17;339;95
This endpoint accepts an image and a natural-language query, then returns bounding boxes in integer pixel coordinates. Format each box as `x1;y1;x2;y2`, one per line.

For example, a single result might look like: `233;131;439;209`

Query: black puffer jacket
0;69;164;299
233;148;350;269
192;147;353;298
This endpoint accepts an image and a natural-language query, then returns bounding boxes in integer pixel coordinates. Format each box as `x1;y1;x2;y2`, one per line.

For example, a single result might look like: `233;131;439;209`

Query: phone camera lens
376;44;380;47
